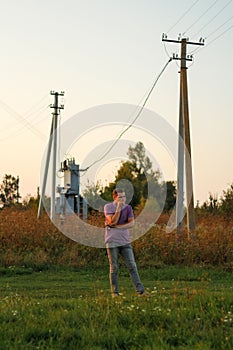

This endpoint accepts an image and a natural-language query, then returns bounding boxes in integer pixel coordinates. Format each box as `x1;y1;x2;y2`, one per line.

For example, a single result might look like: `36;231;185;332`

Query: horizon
1;1;233;206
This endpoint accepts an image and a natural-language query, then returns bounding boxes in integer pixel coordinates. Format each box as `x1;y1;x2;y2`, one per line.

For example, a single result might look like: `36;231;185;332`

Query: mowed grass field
0;206;232;349
0;265;232;350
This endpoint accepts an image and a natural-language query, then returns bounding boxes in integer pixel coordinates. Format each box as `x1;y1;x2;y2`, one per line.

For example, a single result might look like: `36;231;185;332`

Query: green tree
84;142;176;212
127;141;154;176
102;142;172;210
22;187;40;208
199;184;233;218
162;181;176;212
82;180;105;212
201;193;219;214
102;160;142;208
0;174;21;206
220;184;233;218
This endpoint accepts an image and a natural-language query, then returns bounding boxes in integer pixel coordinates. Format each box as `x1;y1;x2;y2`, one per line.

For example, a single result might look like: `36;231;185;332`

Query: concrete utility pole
37;91;64;219
177;73;184;233
162;34;204;236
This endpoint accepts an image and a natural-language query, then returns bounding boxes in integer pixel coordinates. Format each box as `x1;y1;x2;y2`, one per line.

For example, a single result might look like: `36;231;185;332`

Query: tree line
1;141;233;217
83;141;176;213
0;174;21;207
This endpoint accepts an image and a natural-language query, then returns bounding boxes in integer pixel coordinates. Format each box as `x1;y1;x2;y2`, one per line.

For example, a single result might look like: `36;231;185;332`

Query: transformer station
56;158;87;220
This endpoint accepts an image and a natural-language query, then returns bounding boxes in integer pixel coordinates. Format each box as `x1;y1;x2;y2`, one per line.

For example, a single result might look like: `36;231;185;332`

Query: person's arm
105;201;123;226
115;217;134;229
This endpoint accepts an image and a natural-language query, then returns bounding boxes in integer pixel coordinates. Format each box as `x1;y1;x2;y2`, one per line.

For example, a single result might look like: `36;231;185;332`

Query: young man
104;188;145;297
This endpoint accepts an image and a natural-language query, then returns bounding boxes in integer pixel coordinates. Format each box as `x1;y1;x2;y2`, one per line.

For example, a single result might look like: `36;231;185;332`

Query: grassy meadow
0;206;232;349
0;266;232;349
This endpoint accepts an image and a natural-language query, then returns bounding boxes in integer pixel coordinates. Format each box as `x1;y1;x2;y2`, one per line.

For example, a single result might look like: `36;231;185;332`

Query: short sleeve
104;203;114;217
128;205;134;218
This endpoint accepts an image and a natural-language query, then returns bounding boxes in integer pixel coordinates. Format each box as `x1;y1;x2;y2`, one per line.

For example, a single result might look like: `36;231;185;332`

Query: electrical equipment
56;158;87;220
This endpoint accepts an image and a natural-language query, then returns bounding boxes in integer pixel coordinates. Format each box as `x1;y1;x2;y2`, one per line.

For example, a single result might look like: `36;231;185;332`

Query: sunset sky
1;0;233;205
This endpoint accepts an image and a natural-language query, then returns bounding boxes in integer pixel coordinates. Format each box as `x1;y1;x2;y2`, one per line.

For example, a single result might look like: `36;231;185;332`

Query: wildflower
153;306;161;312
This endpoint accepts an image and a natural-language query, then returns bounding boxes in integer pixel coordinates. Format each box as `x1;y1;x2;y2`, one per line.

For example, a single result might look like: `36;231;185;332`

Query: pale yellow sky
1;0;233;204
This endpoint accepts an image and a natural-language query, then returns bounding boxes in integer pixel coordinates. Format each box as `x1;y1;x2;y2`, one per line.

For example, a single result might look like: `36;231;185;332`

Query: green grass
0;266;232;350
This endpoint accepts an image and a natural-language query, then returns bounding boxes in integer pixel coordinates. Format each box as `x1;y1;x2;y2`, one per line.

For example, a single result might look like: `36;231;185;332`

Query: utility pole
16;176;20;204
162;34;204;236
38;91;64;219
176;74;184;233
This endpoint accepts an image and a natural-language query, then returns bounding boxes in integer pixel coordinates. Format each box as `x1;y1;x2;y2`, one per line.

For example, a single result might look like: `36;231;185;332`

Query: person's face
116;192;126;204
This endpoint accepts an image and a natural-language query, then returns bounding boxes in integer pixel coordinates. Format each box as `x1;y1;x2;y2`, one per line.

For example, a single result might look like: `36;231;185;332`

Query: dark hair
112;188;124;197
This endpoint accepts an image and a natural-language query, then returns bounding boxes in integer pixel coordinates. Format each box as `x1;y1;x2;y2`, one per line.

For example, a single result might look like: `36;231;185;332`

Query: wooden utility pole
38;91;64;219
180;39;195;233
162;34;204;236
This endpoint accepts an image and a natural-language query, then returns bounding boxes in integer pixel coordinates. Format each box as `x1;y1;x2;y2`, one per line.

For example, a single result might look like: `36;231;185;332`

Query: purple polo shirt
104;202;134;247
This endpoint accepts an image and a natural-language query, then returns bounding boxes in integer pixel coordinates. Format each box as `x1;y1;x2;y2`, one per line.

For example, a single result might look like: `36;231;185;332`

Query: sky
0;0;233;205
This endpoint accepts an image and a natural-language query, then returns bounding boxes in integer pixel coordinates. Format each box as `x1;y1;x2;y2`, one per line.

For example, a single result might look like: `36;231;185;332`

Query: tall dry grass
0;206;232;269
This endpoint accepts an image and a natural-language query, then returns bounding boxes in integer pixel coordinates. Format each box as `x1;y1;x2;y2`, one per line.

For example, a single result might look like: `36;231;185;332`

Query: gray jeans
106;243;144;294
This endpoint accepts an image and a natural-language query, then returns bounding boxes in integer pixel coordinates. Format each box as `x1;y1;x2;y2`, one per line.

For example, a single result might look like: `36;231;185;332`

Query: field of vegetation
0;265;232;349
0;206;232;269
0;206;232;349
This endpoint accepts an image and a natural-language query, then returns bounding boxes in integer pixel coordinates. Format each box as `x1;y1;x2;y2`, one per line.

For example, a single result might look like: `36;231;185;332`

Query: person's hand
116;200;124;211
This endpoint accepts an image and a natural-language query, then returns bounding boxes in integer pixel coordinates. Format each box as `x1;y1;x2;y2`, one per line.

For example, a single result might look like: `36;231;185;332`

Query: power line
0;95;51;140
189;14;233;55
163;43;180;69
192;0;233;37
23;94;49;118
183;0;220;36
0;99;46;141
207;14;233;37
191;21;233;55
81;58;173;174
24;103;50;123
206;22;233;46
167;0;200;34
0;110;49;142
21;106;51;132
0;107;49;142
